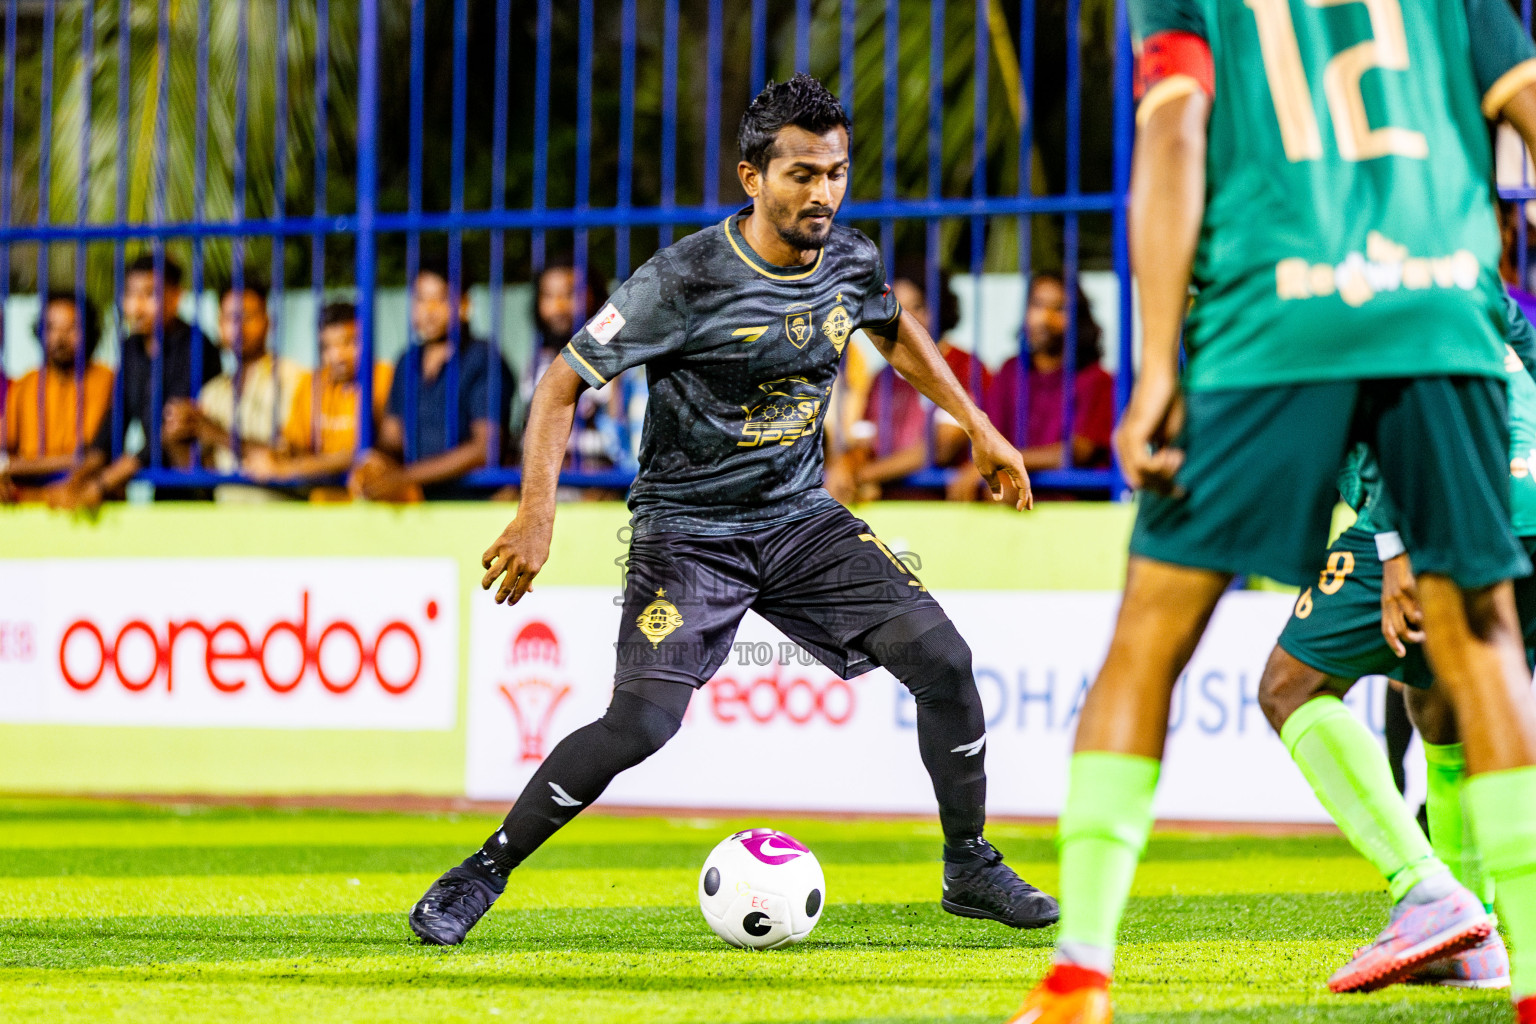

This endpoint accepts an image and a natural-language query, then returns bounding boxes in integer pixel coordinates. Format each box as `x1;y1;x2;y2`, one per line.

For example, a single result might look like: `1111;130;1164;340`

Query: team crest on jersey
738;376;827;448
636;588;684;648
784;303;816;349
822;295;853;355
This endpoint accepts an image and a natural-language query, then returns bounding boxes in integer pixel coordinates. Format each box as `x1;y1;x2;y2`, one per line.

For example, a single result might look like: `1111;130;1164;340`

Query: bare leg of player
1008;557;1229;1023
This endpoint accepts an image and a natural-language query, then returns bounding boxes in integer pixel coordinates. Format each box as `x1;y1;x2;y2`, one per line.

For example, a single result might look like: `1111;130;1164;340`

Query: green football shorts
1130;376;1531;589
1278;527;1536;684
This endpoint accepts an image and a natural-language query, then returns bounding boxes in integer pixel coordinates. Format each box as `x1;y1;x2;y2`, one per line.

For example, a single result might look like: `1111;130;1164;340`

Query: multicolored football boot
1327;887;1493;993
1006;964;1112;1024
1407;929;1510;989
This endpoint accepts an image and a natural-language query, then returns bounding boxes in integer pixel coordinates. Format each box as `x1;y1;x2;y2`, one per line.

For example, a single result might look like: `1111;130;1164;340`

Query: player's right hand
482;515;553;606
1114;371;1186;495
1380;553;1424;658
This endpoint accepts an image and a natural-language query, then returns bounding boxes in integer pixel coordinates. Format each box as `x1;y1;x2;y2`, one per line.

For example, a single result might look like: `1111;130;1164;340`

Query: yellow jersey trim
1484;58;1536;119
562;343;609;387
1136;75;1201;128
725;215;825;281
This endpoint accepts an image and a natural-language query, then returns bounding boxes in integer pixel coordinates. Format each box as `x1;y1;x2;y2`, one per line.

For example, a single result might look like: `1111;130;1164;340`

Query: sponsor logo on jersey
784;303;816;348
738;376;827;448
586;303;626;345
1274;232;1478;308
822;294;853;355
636;588;684;648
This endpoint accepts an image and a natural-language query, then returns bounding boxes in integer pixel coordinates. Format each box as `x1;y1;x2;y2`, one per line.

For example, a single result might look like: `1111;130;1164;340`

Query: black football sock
478;680;693;874
861;614;989;855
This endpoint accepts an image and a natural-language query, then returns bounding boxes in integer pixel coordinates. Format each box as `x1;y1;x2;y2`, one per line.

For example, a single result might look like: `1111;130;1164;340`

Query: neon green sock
1422;740;1493;910
1056;751;1160;965
1281;696;1448;903
1466;767;1536;998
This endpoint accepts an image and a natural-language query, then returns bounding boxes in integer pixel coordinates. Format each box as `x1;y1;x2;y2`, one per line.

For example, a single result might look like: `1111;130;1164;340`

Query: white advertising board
466;587;1395;822
0;558;458;730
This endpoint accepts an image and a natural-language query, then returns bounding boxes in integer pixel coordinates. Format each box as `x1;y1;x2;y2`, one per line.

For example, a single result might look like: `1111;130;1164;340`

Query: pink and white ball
697;828;825;949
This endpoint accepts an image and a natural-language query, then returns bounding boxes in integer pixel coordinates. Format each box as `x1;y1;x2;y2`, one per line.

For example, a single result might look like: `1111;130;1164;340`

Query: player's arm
1470;0;1536;156
1118;52;1210;493
481;356;584;606
866;312;1032;509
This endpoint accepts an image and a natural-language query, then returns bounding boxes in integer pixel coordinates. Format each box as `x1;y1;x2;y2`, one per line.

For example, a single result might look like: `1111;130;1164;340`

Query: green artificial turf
0;800;1514;1023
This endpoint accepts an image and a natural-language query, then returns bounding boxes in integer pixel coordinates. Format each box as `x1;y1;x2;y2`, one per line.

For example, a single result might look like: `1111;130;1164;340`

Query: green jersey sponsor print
1129;0;1536;390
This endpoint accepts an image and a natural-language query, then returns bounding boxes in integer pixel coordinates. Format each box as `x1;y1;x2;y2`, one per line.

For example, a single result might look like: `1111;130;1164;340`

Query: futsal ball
697;828;825;949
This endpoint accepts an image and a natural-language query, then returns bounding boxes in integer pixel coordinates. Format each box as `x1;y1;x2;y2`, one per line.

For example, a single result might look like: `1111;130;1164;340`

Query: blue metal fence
0;0;1137;499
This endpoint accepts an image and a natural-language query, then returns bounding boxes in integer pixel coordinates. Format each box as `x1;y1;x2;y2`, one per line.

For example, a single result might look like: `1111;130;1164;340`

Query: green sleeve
1129;0;1207;42
1465;0;1536;99
1503;291;1536;384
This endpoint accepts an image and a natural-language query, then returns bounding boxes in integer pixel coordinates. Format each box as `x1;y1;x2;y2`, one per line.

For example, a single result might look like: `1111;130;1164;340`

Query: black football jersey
562;207;900;537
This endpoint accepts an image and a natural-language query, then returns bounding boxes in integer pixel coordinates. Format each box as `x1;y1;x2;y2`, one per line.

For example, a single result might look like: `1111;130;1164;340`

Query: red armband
1134;30;1214;103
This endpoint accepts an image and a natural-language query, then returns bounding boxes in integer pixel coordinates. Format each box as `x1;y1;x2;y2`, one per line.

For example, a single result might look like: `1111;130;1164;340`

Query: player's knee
1405;685;1459;746
598;690;684;761
1257;646;1333;735
900;621;977;709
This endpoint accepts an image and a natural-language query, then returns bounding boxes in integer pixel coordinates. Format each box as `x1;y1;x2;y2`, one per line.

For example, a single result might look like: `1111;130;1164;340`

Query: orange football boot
1006;964;1112;1024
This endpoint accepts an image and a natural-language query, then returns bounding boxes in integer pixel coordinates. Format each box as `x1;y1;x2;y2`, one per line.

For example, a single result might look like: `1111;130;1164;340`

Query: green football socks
1055;751;1161;975
1422;740;1493;910
1466;767;1536;998
1281;696;1450;903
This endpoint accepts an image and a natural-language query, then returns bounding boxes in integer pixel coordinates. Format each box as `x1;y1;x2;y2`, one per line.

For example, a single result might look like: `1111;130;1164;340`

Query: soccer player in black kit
410;74;1060;945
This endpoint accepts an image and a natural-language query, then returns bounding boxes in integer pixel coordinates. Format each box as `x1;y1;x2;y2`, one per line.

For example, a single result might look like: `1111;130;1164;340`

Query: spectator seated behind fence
162;280;305;475
46;254;222;511
829;268;986;501
949;271;1114;502
241;302;392;490
0;294;110;503
349;258;514;501
528;262;642;492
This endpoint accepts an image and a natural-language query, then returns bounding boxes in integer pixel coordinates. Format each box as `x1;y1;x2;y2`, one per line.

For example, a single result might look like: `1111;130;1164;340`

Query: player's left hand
970;424;1032;510
1381;553;1424;658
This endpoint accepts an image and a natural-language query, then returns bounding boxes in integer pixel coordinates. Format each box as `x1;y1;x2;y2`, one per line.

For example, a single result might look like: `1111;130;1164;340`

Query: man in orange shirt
1;293;110;502
243;302;391;490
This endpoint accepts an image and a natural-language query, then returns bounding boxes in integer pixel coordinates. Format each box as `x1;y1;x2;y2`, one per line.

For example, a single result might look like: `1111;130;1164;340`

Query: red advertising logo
706;662;856;727
498;620;572;761
57;591;438;697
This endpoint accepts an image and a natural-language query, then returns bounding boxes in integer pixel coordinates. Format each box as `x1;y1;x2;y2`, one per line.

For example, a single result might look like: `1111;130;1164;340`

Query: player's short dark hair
319;301;357;330
219;278;270;304
738;73;851;172
39;290;103;357
125;253;184;288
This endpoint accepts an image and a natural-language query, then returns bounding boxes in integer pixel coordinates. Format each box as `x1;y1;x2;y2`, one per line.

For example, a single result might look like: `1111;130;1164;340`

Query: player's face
121;271;182;336
756;125;849;251
41;300;82;369
1025;277;1067;357
219;289;269;360
412;272;468;344
319;320;359;383
537;267;578;341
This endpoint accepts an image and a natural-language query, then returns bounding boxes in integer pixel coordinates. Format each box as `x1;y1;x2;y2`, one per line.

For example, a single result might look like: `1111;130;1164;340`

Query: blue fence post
34;0;56;457
1110;0;1134;500
354;0;380;454
74;0;95;461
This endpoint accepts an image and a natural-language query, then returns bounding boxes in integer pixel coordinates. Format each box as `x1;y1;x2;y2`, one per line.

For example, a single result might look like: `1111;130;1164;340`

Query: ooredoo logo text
57;591;441;697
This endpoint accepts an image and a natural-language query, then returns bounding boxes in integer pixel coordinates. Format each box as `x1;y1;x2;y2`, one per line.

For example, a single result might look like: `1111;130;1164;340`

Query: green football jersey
1130;0;1536;391
1340;291;1536;540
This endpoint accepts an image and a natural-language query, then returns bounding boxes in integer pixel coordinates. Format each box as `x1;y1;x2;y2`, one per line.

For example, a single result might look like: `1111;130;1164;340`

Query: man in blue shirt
350;258;515;500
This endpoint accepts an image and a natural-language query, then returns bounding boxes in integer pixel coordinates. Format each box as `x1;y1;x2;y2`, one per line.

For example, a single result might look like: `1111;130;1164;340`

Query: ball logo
731;828;809;865
741;911;773;937
498;620;573;762
57;591;435;696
